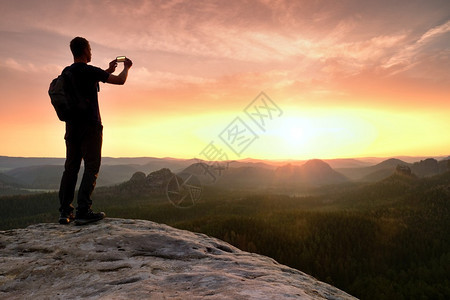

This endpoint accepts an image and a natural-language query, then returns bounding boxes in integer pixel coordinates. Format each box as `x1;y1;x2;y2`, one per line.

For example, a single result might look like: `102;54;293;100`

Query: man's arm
107;58;133;85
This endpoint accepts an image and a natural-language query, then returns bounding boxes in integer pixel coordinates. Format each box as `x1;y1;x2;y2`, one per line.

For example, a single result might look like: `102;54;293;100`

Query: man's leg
58;129;82;222
76;124;103;213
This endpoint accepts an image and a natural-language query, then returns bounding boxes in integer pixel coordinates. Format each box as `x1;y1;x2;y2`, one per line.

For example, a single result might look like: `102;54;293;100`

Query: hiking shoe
75;210;106;226
59;211;75;224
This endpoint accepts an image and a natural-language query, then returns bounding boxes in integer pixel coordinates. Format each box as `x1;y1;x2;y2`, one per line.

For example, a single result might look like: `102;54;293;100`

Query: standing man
58;36;133;225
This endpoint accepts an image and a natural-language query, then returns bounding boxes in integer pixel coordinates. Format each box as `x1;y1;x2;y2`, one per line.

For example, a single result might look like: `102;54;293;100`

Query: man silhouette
58;36;133;225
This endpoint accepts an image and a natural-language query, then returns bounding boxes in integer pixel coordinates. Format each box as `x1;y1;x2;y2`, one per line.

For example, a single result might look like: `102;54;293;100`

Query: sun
250;109;379;159
275;118;308;148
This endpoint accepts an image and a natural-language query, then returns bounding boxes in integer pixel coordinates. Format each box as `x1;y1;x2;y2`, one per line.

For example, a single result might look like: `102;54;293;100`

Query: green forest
1;172;449;299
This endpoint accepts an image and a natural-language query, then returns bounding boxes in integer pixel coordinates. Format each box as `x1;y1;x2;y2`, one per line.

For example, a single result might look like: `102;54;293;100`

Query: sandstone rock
129;171;147;183
109;168;175;195
0;218;357;299
395;164;413;176
146;168;173;186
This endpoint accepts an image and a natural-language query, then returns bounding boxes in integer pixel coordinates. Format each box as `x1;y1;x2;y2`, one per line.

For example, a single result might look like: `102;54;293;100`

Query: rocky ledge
0;218;357;299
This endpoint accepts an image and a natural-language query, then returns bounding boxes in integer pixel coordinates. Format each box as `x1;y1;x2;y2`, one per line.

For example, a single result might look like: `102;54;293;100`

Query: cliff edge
0;218;357;299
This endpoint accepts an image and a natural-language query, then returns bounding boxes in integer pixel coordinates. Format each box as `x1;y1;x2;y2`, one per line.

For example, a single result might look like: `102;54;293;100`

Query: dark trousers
58;122;103;214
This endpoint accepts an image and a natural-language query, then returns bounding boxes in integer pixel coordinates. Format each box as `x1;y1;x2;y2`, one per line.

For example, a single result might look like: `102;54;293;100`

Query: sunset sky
0;0;449;160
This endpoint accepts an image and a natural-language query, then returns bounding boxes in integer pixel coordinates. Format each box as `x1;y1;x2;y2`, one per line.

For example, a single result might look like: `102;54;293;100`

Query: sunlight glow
89;105;450;160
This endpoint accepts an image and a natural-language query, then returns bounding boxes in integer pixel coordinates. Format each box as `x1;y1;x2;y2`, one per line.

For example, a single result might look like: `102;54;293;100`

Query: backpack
48;67;84;121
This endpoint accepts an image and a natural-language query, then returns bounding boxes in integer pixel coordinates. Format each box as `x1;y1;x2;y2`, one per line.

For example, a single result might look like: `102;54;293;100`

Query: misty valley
0;155;449;299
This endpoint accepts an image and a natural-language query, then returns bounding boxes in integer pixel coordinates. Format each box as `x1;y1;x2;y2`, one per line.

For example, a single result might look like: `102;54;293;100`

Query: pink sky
0;0;449;160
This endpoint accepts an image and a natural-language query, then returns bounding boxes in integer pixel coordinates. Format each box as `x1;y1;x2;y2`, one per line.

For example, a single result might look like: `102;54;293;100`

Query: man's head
70;37;91;62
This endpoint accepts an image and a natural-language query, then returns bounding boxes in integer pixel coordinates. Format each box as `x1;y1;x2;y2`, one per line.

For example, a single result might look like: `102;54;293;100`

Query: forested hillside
0;171;449;299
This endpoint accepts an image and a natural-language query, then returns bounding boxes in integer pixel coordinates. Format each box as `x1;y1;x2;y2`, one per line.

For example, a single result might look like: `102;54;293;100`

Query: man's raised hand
124;58;133;69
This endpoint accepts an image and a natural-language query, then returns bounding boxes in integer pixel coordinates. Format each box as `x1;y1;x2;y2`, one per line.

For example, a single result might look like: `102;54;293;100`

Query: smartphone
116;56;126;62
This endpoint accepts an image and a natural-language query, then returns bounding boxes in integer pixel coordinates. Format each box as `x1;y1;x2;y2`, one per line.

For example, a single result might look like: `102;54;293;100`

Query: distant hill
0;172;22;187
274;159;348;187
4;165;64;189
338;157;449;182
360;167;396;182
322;158;375;169
359;158;408;182
226;160;277;170
0;156;64;171
178;162;271;189
141;158;196;174
214;166;274;189
337;158;407;181
180;159;348;189
0;173;29;196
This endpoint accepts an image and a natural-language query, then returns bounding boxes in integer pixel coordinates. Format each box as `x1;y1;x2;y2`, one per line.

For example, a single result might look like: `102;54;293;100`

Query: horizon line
1;154;449;162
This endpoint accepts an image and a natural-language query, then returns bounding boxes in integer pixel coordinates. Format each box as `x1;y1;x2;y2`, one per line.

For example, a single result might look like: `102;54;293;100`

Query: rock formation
107;168;175;195
0;218;357;299
395;164;413;176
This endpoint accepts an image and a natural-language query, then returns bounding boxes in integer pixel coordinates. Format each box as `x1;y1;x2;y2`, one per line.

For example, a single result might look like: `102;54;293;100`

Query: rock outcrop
107;168;175;195
0;219;357;299
395;164;414;177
